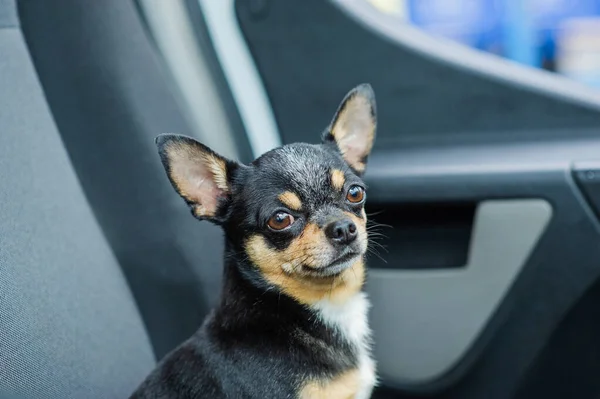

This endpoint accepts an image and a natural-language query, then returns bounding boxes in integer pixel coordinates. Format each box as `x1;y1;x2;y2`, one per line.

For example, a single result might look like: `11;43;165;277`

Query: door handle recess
367;199;552;388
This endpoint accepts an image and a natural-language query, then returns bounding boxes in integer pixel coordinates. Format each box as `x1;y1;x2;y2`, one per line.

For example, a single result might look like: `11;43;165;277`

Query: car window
361;0;600;88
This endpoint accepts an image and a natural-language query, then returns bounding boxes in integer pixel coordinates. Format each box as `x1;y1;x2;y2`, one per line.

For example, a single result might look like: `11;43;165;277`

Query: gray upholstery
0;23;155;399
0;0;245;395
18;0;230;359
0;0;16;28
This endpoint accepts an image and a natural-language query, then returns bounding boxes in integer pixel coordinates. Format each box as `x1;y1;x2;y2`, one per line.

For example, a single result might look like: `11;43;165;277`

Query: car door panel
360;138;600;396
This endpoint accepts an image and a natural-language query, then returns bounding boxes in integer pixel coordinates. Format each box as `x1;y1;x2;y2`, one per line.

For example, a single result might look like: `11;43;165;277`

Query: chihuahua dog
131;84;377;399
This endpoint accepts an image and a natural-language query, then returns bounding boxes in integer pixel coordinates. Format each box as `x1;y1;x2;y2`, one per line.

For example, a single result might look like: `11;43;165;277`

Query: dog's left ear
323;83;377;175
155;134;240;223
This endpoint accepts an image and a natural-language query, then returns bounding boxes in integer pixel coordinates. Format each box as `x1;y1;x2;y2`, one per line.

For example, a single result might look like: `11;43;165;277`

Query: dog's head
156;84;376;305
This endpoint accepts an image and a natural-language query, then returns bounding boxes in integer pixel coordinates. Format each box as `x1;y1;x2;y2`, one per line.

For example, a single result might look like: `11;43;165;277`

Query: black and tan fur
131;84;378;399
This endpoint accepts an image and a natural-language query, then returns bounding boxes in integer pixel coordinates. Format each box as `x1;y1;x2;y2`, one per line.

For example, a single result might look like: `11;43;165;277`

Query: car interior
3;0;600;398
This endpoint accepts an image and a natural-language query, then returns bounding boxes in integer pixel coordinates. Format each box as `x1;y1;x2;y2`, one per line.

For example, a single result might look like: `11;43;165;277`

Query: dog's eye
267;212;295;231
346;185;365;204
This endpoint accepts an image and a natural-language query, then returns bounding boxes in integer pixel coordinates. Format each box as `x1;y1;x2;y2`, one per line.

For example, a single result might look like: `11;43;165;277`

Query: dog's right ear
156;134;240;223
323;84;376;175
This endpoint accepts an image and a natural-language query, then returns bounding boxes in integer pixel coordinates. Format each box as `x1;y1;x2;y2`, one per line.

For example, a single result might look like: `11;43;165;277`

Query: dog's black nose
325;219;358;245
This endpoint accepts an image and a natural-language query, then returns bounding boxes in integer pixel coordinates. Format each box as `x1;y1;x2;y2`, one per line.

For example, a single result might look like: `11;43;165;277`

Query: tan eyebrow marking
330;169;345;191
278;191;302;211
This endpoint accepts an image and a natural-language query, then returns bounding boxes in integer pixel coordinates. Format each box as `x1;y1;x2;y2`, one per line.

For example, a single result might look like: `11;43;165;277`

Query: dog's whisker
367;249;388;264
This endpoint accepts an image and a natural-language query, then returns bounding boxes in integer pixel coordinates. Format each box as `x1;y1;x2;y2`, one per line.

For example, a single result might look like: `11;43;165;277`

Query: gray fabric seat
0;2;155;398
1;0;242;396
17;0;228;360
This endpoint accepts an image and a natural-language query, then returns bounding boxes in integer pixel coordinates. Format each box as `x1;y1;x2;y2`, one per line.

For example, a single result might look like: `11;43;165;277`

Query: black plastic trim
573;161;600;222
365;202;475;270
235;0;600;149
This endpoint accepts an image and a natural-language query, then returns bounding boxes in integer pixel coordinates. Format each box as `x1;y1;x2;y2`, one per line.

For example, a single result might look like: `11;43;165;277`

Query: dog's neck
215;244;371;347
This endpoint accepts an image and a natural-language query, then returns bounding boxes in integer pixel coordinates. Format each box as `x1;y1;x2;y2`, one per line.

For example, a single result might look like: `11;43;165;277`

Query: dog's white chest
313;293;376;399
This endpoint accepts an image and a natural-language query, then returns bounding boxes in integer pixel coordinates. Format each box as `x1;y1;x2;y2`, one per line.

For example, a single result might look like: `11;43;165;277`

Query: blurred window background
364;0;600;87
